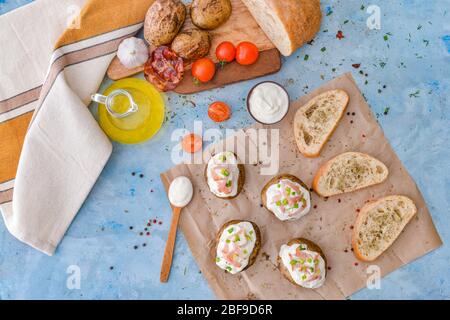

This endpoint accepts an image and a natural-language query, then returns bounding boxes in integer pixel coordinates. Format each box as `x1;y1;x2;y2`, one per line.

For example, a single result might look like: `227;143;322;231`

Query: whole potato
191;0;232;30
144;0;186;46
171;29;211;60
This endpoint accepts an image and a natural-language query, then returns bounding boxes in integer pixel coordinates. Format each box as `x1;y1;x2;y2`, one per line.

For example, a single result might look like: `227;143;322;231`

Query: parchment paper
160;73;442;300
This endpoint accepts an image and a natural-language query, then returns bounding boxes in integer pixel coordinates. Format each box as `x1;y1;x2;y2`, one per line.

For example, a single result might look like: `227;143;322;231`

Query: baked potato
191;0;232;30
171;28;211;60
215;220;261;274
205;152;245;199
144;0;186;46
261;174;312;221
278;238;327;289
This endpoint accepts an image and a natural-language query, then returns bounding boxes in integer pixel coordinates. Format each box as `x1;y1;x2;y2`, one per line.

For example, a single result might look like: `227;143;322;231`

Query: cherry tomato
182;133;203;153
235;42;259;65
208;102;231;122
191;58;216;83
216;41;236;64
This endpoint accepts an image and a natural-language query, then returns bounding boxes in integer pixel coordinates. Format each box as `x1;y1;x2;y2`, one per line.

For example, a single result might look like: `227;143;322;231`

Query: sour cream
168;176;193;208
216;221;257;274
248;82;290;124
206;152;240;198
279;243;326;289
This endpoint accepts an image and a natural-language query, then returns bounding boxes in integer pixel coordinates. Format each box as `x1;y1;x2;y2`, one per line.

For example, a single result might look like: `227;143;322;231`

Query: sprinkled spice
354;262;359;266
140;174;144;178
146;232;150;236
338;199;341;203
110;266;114;270
313;205;318;209
336;30;345;40
327;266;332;270
143;243;147;247
153;219;157;224
134;245;139;250
356;209;361;213
140;232;144;236
350;225;354;230
158;221;163;225
352;112;356;116
131;172;136;176
344;249;348;253
352;63;361;69
350;120;354;124
129;226;133;230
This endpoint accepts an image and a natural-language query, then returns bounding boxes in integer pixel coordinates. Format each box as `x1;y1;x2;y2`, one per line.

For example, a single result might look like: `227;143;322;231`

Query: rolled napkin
0;0;154;255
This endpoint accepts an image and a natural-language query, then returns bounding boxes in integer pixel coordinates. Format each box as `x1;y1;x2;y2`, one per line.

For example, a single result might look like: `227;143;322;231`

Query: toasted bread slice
352;195;417;262
215;220;261;273
294;89;349;157
204;152;245;200
261;174;311;221
277;238;327;288
313;152;388;197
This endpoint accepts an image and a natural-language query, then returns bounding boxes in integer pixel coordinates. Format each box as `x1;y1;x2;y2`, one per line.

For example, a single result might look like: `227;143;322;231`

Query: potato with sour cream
215;220;261;274
278;238;327;289
261;174;312;221
205;152;245;199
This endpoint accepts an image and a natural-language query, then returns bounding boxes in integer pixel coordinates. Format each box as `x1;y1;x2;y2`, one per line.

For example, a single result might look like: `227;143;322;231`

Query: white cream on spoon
161;176;194;283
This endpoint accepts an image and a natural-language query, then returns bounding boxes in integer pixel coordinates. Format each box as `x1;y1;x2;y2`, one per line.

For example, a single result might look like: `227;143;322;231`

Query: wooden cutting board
106;0;281;94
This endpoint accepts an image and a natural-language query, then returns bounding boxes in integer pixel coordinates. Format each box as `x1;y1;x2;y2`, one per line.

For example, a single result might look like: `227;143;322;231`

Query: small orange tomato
191;58;216;83
236;42;259;65
216;41;236;64
182;133;203;153
208;101;231;122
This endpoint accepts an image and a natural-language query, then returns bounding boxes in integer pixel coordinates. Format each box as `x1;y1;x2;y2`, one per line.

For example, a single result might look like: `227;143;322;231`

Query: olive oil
97;78;165;144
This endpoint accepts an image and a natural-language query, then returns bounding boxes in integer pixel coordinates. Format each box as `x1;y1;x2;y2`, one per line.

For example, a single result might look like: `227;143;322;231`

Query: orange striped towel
0;0;154;255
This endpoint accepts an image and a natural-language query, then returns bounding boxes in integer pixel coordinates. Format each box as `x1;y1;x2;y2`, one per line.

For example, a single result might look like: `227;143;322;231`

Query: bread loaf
241;0;322;56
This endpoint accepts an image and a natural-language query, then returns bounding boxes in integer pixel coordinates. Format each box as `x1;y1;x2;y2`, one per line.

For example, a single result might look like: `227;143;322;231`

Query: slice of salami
144;46;184;92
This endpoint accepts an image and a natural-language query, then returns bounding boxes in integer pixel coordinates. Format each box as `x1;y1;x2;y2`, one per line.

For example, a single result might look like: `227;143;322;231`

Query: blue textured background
0;0;449;300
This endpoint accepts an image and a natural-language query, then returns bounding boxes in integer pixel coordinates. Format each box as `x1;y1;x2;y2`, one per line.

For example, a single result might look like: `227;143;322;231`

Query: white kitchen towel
0;0;155;255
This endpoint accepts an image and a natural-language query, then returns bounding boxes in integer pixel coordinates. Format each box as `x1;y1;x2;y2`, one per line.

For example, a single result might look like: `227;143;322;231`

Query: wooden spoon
160;176;193;283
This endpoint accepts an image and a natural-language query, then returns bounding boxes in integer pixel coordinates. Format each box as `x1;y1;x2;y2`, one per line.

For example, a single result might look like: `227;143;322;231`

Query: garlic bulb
117;37;149;69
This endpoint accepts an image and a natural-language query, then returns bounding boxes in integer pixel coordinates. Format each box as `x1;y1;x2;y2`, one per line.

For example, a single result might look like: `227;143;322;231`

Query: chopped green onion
228;228;234;234
215;257;220;262
222;169;230;177
294;203;299;209
226;181;232;188
226;239;231;243
276;201;282;206
282;199;288;205
290;260;298;266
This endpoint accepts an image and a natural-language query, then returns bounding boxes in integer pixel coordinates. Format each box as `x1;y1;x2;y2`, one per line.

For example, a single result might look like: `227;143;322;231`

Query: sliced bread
313;152;389;197
241;0;322;56
294;90;349;158
352;195;417;261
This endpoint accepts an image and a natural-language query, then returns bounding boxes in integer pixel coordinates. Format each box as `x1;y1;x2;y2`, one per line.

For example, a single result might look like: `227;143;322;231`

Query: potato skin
171;28;211;60
204;153;245;200
215;220;262;273
144;0;186;46
277;238;327;288
191;0;232;30
261;174;311;220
